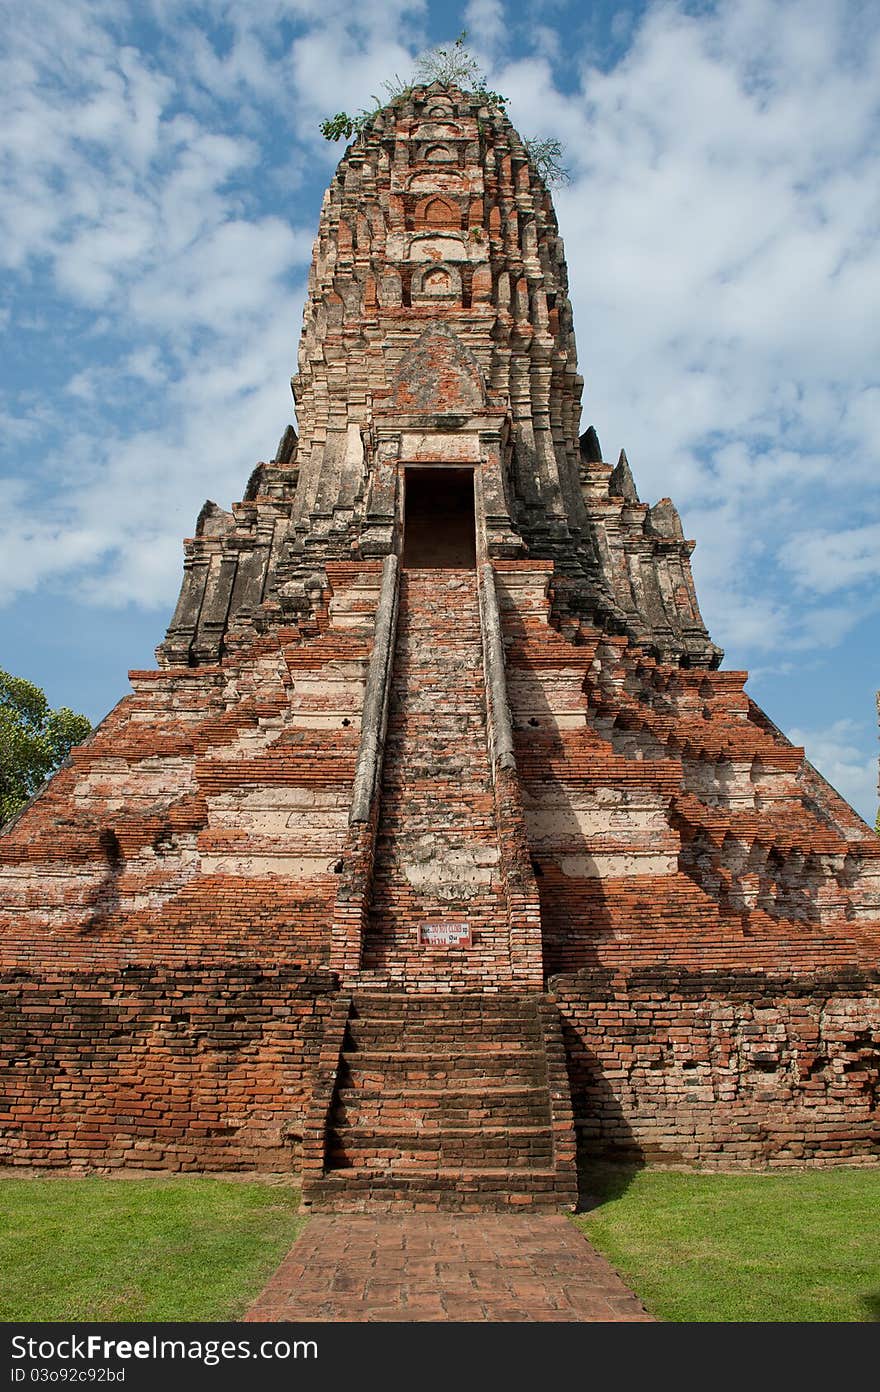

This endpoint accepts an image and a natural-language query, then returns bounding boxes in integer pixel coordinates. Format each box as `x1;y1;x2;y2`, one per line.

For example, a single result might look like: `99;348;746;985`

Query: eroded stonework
158;85;718;671
1;85;877;1193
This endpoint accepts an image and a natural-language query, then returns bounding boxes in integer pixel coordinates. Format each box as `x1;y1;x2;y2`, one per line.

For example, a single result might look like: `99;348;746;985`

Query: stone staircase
302;992;577;1210
299;567;577;1210
362;567;513;988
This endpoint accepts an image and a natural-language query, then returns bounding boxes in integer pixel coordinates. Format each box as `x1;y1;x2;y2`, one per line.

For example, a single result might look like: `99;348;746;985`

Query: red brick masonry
1;84;878;1187
244;1213;653;1322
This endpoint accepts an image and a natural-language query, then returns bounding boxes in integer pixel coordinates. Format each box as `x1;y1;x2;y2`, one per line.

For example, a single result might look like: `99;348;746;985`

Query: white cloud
779;524;880;595
790;718;878;826
464;0;506;54
0;3;320;614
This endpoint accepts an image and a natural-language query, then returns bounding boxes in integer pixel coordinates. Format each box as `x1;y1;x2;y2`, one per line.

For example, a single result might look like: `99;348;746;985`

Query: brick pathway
245;1213;653;1322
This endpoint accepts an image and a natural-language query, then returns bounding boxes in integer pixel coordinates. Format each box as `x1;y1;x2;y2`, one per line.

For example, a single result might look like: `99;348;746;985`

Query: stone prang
158;84;719;671
1;85;878;1195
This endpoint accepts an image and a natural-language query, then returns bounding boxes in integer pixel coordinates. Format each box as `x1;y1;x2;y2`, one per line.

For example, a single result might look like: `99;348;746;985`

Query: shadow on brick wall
557;1011;645;1211
81;828;123;934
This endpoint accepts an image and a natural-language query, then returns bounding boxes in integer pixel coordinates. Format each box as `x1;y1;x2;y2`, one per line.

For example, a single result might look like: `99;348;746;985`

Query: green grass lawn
0;1177;306;1322
4;1169;878;1323
574;1166;880;1322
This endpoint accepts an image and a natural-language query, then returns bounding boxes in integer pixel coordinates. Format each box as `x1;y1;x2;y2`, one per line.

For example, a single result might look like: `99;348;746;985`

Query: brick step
349;993;542;1017
373;788;492;799
345;1019;540;1046
391;662;482;671
345;1018;543;1041
388;695;484;705
389;674;483;684
337;1055;548;1085
393;642;480;649
376;768;491;784
327;1121;552;1143
340;1042;544;1063
380;792;489;804
373;785;495;796
371;788;493;800
371;827;494;841
372;838;495;850
382;760;487;771
393;633;481;644
382;755;487;770
386;718;485;727
390;680;482;690
372;810;492;822
382;760;486;773
347;974;521;990
391;651;482;661
303;1168;564;1211
392;657;481;667
391;684;481;693
326;1133;554;1169
347;998;537;1019
334;1099;551;1128
372;796;494;809
395;630;480;637
365;905;500;919
344;1031;540;1054
388;694;483;704
385;720;486;733
380;746;489;757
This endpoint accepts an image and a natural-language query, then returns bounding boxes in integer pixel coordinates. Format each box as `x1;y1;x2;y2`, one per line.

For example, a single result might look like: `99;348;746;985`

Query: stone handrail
349;552;399;824
477;561;516;778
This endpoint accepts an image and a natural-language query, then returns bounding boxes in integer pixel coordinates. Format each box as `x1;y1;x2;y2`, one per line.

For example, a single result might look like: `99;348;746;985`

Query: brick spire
159;83;720;669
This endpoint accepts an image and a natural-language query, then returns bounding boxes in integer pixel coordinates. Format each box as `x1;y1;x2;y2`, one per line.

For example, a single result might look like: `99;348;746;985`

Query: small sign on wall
418;921;473;948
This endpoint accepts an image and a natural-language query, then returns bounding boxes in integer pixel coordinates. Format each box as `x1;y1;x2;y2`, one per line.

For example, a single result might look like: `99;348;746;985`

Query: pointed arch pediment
389;323;486;413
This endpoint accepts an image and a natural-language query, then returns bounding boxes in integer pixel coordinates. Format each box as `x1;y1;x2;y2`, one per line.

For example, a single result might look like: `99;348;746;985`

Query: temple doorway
401;467;476;568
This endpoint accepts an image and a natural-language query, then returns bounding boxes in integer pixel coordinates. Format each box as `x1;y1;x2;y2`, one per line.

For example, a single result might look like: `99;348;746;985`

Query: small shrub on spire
318;32;570;187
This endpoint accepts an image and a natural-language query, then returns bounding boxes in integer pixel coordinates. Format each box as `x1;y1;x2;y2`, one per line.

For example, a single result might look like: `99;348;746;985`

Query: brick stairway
361;568;512;988
303;992;576;1210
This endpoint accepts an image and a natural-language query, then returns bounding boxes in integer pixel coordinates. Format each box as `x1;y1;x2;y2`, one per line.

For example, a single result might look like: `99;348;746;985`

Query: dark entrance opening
402;467;476;568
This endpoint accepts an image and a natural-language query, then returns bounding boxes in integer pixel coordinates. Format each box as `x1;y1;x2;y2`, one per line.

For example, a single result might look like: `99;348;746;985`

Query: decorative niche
411;262;461;303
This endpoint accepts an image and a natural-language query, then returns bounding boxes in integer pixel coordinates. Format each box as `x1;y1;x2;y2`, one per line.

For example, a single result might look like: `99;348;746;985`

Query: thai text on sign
418;921;472;948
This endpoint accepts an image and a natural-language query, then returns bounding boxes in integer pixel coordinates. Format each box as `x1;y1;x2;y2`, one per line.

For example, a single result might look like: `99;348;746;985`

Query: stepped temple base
2;81;877;1194
2;559;877;1190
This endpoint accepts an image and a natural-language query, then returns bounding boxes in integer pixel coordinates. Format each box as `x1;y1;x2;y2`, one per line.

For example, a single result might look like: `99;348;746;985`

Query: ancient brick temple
2;85;878;1201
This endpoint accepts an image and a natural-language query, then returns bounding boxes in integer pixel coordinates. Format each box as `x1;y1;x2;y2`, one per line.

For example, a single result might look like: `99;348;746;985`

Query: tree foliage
522;137;571;187
318;33;570;191
413;31;508;111
0;669;91;825
319;31;508;143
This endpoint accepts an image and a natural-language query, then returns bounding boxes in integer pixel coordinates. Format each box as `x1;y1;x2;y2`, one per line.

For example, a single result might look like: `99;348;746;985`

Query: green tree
0;669;91;825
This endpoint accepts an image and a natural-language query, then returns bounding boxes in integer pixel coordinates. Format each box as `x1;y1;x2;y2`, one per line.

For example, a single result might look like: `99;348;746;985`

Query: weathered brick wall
0;564;379;974
0;967;336;1171
554;968;880;1167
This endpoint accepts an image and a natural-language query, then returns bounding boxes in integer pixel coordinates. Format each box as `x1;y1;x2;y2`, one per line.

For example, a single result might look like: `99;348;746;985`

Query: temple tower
158;83;718;672
2;86;877;1198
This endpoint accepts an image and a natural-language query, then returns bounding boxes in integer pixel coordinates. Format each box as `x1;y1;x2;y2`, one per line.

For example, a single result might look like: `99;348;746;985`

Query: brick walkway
245;1213;653;1322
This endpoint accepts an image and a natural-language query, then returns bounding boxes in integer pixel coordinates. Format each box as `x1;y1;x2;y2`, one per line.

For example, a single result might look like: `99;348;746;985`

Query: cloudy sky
1;0;878;823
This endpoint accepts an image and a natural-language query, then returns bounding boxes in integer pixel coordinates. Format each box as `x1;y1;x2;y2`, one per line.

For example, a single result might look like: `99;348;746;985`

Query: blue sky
1;0;878;823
